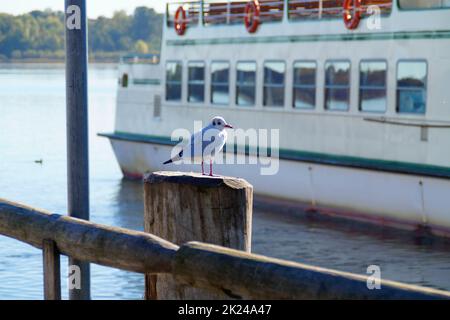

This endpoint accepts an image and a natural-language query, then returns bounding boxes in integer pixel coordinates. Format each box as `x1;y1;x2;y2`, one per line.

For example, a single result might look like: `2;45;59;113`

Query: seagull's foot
209;161;214;177
201;161;205;176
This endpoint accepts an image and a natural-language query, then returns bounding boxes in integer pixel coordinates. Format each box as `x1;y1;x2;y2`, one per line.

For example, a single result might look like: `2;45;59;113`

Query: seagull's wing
202;134;216;154
184;128;208;160
188;127;225;160
216;131;227;152
203;129;228;160
211;131;227;159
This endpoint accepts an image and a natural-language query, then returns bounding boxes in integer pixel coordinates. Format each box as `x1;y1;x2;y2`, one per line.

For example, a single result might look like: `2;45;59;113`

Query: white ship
100;0;450;238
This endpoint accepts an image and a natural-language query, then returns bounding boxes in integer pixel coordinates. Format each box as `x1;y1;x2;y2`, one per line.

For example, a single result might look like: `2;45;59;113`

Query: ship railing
166;0;392;27
167;1;202;27
288;0;392;19
1;194;450;300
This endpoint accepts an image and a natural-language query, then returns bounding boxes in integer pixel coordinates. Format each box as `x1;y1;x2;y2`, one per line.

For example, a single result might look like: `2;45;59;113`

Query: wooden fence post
144;171;253;300
43;240;61;300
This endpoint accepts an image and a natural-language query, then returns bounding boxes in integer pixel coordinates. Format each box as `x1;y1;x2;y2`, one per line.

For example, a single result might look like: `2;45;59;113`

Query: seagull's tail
163;150;184;165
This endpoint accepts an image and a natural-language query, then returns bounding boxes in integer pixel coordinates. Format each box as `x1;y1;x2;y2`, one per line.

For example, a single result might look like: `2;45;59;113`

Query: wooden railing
2;173;450;300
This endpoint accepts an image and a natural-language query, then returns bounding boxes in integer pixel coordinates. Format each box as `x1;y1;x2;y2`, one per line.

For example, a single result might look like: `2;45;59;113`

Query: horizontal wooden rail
174;242;450;300
0;199;178;274
2;198;450;300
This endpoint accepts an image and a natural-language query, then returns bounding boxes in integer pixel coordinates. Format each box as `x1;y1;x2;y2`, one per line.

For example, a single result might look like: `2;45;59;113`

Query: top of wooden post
144;172;253;190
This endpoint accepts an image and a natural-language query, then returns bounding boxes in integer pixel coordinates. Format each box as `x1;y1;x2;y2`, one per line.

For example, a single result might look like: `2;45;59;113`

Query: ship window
397;61;427;115
166;62;182;101
236;62;257;107
399;0;450;9
293;61;316;109
325;61;351;111
211;62;230;105
264;61;286;107
359;60;387;113
188;62;205;103
288;0;392;20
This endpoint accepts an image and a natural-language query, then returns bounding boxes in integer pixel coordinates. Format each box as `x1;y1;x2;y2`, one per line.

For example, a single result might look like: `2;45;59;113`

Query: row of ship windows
165;59;428;115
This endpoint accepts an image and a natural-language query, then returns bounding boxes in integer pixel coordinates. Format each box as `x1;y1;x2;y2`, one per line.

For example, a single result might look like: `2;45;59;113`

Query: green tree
0;8;163;60
134;40;149;54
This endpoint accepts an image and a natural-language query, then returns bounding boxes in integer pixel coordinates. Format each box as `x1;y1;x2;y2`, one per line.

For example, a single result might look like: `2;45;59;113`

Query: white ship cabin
115;0;450;174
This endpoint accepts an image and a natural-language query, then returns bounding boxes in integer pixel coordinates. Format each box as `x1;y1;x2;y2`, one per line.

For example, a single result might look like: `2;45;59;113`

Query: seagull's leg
201;160;205;176
209;160;213;177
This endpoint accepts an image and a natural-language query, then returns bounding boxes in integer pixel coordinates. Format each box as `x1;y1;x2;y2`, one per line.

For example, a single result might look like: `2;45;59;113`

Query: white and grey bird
163;116;233;176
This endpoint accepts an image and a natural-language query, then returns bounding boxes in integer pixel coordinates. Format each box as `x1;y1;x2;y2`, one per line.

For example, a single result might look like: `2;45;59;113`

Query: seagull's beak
225;124;233;129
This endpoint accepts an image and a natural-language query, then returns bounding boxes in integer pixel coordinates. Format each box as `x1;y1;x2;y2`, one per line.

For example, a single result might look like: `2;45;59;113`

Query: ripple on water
1;64;450;299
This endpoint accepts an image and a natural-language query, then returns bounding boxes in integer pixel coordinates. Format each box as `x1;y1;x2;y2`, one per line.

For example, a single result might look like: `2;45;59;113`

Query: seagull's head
211;116;233;131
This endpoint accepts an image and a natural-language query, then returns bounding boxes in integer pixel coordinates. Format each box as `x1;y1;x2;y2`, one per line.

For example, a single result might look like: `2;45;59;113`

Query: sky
0;1;166;18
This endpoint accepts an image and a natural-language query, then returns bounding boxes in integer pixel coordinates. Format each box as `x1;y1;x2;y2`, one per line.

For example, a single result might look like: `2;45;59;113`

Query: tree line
0;7;163;62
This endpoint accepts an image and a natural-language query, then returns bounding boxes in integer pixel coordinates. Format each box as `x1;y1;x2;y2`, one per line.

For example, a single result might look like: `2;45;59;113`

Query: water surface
1;63;449;299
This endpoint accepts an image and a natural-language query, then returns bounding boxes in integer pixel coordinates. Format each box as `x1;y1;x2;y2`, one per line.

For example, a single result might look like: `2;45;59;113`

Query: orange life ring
343;0;362;30
244;0;260;34
174;6;187;36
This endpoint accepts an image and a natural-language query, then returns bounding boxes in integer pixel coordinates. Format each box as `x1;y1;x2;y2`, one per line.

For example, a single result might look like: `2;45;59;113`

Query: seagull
163;116;233;176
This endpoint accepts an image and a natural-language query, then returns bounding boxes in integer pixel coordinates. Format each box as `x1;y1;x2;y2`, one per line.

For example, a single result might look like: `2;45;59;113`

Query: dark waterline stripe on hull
166;30;450;46
98;132;450;180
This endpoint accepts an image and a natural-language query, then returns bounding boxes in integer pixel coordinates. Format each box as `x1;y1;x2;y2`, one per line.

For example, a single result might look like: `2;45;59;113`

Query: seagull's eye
218;122;222;126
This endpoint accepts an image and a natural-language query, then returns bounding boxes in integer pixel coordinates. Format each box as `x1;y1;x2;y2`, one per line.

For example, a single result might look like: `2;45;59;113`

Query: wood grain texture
144;172;253;300
173;242;450;300
43;240;61;300
0;199;178;274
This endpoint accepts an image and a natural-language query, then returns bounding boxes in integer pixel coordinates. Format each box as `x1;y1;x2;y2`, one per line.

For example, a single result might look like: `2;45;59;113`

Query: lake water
1;63;450;300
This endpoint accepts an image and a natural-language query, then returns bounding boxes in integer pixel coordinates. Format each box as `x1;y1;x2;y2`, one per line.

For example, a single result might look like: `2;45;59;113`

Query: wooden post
43;240;61;300
65;0;90;300
144;172;253;300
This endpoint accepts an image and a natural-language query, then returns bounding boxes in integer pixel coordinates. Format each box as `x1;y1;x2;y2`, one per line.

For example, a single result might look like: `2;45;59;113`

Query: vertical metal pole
65;0;90;300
